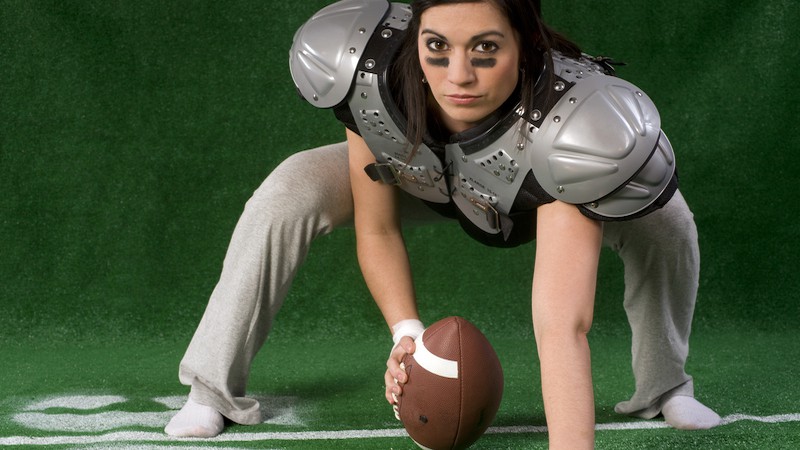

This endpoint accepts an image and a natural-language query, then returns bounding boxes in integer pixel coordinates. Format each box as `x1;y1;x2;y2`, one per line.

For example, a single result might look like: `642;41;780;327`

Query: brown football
398;316;504;450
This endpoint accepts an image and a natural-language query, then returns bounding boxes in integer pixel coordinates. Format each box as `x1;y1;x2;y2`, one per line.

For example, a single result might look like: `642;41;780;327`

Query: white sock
164;398;225;438
661;395;721;430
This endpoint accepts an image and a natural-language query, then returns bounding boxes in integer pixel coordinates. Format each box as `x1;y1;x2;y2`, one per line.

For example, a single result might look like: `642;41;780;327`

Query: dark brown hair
391;0;581;150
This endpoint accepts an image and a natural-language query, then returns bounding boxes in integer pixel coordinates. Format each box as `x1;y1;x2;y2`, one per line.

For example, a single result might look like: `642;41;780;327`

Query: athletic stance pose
166;1;721;447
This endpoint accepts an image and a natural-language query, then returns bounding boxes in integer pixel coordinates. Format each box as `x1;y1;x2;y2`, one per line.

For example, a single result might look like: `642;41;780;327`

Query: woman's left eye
475;42;499;53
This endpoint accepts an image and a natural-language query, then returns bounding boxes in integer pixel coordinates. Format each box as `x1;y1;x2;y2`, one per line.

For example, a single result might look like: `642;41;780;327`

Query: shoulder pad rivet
554;81;565;91
569;97;577;104
516;142;525;150
365;59;376;69
312;94;319;101
381;29;393;38
557;186;565;193
361;92;368;99
349;47;356;54
553;116;561;123
359;28;366;34
531;109;542;121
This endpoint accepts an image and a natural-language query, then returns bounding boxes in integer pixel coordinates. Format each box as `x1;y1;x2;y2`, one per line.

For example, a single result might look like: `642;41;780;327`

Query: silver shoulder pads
529;56;675;217
289;0;390;108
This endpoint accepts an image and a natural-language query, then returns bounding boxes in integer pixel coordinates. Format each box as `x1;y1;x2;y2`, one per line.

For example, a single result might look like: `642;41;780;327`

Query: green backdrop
2;0;798;348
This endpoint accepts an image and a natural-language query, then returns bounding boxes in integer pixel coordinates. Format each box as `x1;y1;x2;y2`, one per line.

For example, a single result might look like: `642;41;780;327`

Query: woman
166;0;720;446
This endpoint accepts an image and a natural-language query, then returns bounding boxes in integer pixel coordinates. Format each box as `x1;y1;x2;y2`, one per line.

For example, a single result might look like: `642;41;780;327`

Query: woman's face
418;1;520;133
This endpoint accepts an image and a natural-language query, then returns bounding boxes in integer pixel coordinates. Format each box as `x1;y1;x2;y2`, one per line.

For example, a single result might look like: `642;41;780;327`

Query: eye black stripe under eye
425;57;497;68
426;57;449;67
471;58;496;68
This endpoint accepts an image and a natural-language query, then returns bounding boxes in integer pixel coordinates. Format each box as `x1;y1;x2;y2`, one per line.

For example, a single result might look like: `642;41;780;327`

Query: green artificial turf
1;325;799;448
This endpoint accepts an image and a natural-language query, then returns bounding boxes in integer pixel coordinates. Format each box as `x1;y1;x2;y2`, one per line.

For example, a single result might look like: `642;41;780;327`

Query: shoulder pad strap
289;0;390;108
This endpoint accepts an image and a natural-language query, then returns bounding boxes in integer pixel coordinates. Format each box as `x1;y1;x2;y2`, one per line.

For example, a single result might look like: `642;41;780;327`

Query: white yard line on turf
1;413;799;446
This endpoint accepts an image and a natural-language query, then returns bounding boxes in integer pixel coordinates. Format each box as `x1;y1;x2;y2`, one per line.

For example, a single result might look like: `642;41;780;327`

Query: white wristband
391;319;425;348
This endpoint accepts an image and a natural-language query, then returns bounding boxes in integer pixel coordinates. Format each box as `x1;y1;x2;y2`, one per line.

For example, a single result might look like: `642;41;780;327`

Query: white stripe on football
413;332;459;379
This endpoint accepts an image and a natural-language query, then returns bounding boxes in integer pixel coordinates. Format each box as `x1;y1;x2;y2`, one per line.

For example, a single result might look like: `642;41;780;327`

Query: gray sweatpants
178;141;696;425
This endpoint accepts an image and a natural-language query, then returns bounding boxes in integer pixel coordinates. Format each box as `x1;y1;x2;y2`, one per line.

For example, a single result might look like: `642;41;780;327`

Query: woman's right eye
426;39;448;52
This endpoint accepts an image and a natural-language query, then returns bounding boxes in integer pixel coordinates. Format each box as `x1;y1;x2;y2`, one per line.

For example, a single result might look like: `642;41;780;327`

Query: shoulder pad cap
529;58;664;205
289;0;390;108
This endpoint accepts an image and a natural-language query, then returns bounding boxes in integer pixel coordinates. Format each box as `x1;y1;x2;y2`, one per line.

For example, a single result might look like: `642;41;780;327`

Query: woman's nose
447;53;476;85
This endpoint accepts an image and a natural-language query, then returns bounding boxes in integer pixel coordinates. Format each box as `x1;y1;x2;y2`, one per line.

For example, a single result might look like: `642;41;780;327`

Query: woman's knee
244;144;353;223
653;191;698;248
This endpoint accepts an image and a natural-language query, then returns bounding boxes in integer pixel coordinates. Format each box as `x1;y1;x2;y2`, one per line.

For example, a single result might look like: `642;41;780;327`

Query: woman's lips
445;94;481;105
